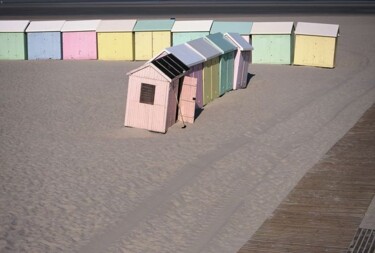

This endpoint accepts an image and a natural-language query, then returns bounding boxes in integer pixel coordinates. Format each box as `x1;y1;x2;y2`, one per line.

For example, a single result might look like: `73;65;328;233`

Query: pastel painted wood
0;20;29;60
178;76;198;124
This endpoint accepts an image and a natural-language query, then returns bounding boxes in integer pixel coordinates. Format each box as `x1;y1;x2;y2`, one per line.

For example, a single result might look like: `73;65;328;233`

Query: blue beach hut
26;20;65;60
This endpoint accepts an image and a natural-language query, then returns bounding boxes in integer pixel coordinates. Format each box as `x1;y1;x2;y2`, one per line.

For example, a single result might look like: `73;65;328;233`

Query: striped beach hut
210;21;252;42
0;20;29;60
124;54;189;133
251;22;294;64
61;20;101;60
224;32;253;90
205;32;237;96
26;20;65;60
97;19;136;61
186;37;222;106
133;19;175;60
294;22;339;68
171;20;213;46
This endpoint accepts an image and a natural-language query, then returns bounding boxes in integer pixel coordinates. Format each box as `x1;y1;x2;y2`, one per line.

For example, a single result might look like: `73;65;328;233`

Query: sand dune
0;15;374;253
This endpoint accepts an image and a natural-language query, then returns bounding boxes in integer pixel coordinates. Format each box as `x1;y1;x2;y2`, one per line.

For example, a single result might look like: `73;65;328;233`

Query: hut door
178;76;197;124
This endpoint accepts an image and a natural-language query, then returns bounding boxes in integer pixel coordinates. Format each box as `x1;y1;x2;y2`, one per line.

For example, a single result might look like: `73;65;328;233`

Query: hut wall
219;51;235;96
203;57;220;105
185;63;204;108
294;35;337;68
0;33;26;60
62;31;97;60
97;32;134;60
165;79;179;129
172;32;209;46
135;31;171;60
252;34;292;64
152;31;171;57
27;32;61;60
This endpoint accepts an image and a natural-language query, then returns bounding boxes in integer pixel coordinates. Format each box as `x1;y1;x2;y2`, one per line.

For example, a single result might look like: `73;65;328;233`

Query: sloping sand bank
0;15;374;253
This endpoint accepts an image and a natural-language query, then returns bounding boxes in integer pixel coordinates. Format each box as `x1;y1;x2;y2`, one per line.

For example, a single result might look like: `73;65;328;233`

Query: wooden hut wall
97;32;134;60
0;32;27;60
252;34;292;64
27;32;62;60
203;57;220;105
173;32;209;46
62;32;97;60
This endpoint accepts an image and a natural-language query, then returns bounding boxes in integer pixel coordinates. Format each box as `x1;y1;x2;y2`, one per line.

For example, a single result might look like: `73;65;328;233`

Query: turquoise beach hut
251;22;294;64
205;33;237;96
0;20;29;60
171;20;213;46
210;21;252;43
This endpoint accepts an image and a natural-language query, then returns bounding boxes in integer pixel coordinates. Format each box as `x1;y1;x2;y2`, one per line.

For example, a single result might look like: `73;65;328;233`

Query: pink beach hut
61;20;101;60
152;44;206;108
124;54;190;133
224;32;253;89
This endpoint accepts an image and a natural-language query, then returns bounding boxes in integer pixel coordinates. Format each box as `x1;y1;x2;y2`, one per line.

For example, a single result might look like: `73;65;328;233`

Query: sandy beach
0;12;374;253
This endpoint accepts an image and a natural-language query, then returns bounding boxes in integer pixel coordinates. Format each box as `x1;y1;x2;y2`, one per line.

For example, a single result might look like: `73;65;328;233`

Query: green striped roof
133;19;175;31
210;21;252;35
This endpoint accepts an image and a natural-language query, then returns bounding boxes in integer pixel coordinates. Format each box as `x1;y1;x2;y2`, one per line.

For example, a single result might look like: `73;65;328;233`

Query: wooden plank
238;105;375;253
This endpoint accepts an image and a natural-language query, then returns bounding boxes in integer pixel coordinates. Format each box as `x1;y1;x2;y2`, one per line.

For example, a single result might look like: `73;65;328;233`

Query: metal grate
347;228;375;253
140;83;155;105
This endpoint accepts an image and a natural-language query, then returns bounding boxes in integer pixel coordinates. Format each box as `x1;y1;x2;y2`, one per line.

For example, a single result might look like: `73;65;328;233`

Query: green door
0;33;26;60
226;51;235;92
211;57;220;100
219;55;227;96
203;59;213;105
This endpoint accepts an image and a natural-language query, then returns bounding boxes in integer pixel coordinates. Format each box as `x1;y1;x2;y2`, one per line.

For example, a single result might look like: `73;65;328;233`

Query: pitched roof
224;33;253;51
210;21;252;35
151;54;189;80
96;19;137;32
61;20;101;32
166;44;205;67
186;37;222;61
0;20;30;32
133;19;175;31
295;22;339;37
251;22;294;35
26;20;65;32
205;33;237;54
171;20;213;32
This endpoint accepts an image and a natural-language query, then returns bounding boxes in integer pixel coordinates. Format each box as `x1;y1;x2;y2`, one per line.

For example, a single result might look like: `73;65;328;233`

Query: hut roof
295;22;339;37
151;54;189;80
26;20;66;32
205;33;237;54
133;19;175;31
96;19;137;32
171;20;213;32
251;22;294;35
186;37;221;61
165;44;205;67
61;20;101;32
224;33;253;51
210;21;252;35
0;20;30;32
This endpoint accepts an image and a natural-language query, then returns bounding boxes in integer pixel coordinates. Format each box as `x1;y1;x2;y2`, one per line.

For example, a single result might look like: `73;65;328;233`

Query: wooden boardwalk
238;104;375;253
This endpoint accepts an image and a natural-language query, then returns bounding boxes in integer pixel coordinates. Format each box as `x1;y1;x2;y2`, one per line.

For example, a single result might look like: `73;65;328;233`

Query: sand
0;14;374;253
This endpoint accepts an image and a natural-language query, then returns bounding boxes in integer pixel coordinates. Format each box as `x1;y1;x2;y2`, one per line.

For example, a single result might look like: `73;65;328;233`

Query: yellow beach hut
294;22;339;68
133;19;175;60
97;19;136;60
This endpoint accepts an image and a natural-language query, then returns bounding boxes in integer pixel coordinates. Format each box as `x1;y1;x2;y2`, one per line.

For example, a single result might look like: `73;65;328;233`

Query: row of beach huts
0;19;339;68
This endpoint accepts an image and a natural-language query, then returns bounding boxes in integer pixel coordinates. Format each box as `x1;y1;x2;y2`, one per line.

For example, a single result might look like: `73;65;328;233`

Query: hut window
140;83;155;105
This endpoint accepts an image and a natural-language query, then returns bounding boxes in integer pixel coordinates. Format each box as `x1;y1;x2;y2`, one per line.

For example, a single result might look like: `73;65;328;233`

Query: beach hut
124;54;190;133
61;20;101;60
224;32;253;90
26;20;65;60
153;44;206;108
0;20;29;60
210;21;252;42
171;20;213;46
186;37;221;105
96;19;136;61
133;19;175;60
205;33;237;96
251;22;294;64
294;22;339;68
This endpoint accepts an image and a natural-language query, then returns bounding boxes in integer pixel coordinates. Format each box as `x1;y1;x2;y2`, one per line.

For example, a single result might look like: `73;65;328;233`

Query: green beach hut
205;33;237;96
133;19;175;60
251;22;294;64
0;20;30;60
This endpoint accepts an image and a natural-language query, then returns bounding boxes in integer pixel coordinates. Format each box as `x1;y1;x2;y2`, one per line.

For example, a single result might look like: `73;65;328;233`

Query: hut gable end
131;65;169;82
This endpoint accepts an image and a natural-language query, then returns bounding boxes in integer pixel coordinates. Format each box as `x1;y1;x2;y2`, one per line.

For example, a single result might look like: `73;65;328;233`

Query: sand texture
1;15;375;253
